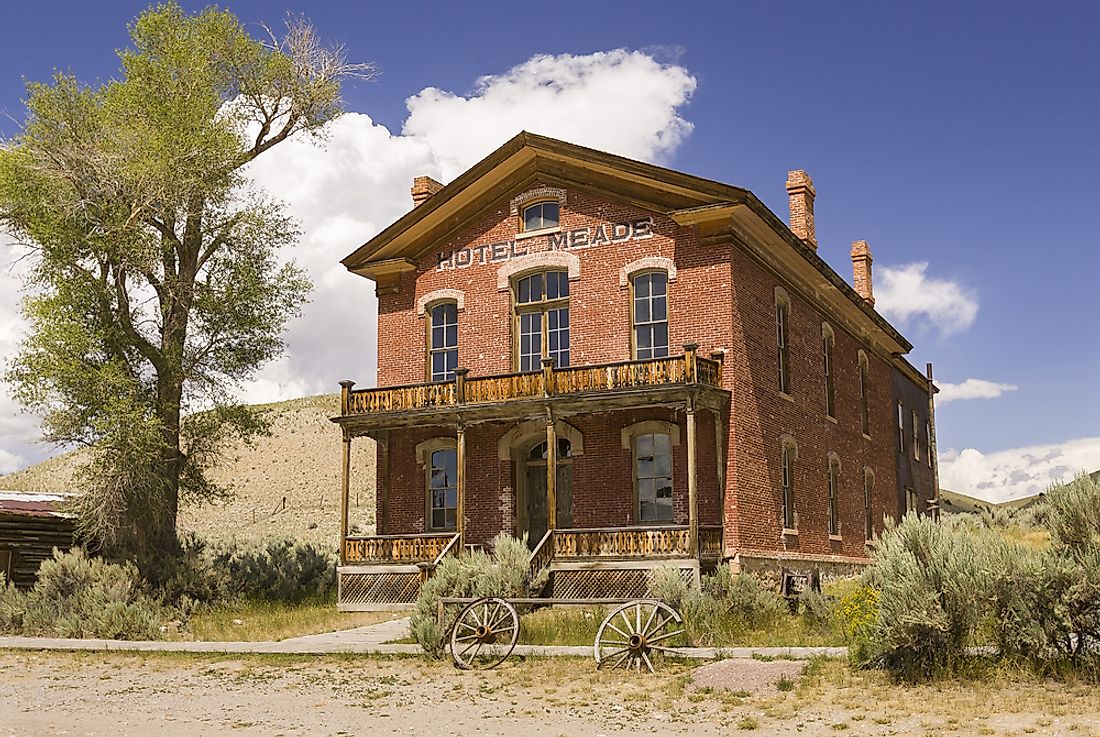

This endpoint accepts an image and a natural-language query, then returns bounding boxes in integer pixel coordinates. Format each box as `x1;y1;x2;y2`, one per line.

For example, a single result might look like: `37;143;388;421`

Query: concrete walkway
0;615;845;660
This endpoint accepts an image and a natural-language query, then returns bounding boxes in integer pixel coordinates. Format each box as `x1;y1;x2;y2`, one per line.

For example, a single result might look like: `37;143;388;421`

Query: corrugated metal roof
0;491;74;518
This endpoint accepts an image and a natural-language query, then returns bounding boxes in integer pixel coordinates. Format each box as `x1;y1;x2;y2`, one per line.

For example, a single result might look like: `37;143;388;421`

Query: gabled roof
342;131;912;355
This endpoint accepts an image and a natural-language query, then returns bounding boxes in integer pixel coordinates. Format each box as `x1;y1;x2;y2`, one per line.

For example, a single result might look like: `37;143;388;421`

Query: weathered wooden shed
0;491;76;588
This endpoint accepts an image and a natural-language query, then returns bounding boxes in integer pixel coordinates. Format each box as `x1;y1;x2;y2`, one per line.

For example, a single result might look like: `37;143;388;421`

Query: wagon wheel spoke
604;622;631;640
645;628;685;646
640;651;655;674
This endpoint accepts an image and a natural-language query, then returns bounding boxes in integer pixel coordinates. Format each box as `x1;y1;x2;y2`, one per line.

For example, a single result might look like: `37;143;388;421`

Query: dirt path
2;651;1099;736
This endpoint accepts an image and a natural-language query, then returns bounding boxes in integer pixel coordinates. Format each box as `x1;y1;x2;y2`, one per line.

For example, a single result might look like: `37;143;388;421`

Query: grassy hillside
0;394;377;550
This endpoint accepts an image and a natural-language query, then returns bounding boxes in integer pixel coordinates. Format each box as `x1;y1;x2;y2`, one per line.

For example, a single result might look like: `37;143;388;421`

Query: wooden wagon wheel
594;599;683;673
449;597;520;670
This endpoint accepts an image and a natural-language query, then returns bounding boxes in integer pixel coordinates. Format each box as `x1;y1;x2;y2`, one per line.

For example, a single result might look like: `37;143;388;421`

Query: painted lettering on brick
436;217;654;271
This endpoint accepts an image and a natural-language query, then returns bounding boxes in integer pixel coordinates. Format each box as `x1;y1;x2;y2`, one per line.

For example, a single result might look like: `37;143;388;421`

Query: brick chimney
785;170;817;250
411;176;444;207
850;240;875;307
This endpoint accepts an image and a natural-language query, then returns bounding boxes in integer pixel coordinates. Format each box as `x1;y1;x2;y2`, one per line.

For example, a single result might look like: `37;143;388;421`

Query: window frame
822;324;836;418
927;421;933;468
912;409;920;461
781;441;797;530
425;445;459;532
520;200;561;234
897;401;906;454
863;469;875;541
775;291;791;396
425;300;459;383
827;456;841;537
630;269;671;361
512;270;570;372
633;432;675;524
858;351;871;437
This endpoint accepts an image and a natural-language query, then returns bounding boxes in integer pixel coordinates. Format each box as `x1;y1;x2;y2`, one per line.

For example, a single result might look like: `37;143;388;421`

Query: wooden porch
332;345;730;609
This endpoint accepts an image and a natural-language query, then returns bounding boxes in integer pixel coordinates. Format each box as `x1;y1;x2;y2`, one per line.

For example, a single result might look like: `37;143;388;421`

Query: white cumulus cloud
0;50;698;471
402;50;697;180
939;437;1100;504
936;378;1019;404
876;262;978;336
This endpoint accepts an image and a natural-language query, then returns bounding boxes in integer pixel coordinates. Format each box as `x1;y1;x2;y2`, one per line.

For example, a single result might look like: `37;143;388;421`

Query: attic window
522;202;559;232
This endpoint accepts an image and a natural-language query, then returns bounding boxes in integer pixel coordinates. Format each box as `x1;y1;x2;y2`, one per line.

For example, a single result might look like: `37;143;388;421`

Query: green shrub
410;533;540;657
156;534;233;606
214;538;335;603
18;548;166;640
860;514;987;680
0;573;27;634
649;565;786;646
799;587;836;633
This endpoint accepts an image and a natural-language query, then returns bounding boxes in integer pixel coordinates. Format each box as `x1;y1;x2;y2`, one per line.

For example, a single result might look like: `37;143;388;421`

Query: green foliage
799;587;836;633
13;548;166;639
860;514;987;680
0;3;373;567
157;535;335;607
410;534;538;658
0;574;27;634
214;539;335;603
651;565;787;646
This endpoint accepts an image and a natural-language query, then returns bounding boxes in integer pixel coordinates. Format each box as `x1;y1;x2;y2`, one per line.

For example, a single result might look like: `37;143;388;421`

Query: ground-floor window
428;448;458;530
635;433;673;522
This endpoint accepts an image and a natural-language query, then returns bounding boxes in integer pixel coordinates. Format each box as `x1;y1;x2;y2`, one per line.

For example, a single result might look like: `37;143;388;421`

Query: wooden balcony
337;345;725;428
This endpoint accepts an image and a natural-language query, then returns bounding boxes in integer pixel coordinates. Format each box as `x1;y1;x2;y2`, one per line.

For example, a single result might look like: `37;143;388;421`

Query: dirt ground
2;651;1100;737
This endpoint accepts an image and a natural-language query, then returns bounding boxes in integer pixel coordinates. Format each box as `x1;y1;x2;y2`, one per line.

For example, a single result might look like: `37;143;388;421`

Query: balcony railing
553;526;694;559
343;532;460;564
342;345;722;416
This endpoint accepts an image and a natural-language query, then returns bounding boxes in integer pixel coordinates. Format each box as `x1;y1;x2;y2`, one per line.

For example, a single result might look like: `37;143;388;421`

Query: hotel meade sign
436;217;655;271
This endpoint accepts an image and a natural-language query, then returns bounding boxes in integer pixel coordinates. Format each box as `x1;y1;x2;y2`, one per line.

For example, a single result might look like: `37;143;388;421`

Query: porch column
457;423;467;550
545;411;557;532
339;432;352;565
686;398;699;557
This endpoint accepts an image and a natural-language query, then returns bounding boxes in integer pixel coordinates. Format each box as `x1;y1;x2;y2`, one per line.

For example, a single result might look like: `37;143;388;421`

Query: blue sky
1;1;1098;499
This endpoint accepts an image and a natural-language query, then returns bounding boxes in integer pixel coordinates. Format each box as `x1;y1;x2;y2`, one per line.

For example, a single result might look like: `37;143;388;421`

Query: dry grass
177;599;394;642
0;394;378;548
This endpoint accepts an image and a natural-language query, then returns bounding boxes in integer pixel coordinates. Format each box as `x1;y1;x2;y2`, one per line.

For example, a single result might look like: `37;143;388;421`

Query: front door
522;439;573;549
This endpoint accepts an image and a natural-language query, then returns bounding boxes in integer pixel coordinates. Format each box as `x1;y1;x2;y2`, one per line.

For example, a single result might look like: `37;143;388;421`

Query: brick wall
371;182;930;562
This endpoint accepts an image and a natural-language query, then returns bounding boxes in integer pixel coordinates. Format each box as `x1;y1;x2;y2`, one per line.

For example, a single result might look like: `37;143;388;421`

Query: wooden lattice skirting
545;559;699;599
338;565;422;611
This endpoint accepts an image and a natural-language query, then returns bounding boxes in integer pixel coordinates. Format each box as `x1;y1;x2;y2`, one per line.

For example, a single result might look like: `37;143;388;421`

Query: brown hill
0;394;377;551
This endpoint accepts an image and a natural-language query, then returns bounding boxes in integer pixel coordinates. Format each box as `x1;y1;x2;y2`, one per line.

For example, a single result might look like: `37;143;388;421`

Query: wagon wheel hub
628;633;645;651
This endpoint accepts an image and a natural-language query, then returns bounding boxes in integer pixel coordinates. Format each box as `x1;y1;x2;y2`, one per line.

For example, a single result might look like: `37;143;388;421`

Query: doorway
520;437;573;548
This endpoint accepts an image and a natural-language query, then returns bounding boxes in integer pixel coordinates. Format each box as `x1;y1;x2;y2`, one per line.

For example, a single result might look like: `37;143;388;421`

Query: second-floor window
428;302;458;382
912;409;920;461
776;297;791;394
858;352;870;436
632;271;669;359
515;270;570;372
822;325;835;417
897;401;906;454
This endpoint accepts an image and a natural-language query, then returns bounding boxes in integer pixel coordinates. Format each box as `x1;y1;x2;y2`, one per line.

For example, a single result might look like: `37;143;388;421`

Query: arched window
522;201;559;232
635;433;673;522
632;271;669;360
514;270;569;372
822;324;835;418
427;302;458;382
858;351;870;436
827;455;841;536
863;468;875;541
428;447;458;531
781;438;797;530
775;289;791;395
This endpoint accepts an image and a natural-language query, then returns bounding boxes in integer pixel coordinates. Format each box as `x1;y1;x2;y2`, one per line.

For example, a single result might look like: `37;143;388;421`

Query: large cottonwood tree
0;5;372;573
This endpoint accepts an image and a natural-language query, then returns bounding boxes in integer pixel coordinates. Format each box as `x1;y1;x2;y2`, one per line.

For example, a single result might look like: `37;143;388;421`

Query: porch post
545;410;557;532
457;423;467;550
339;432;352;565
686;398;699;557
